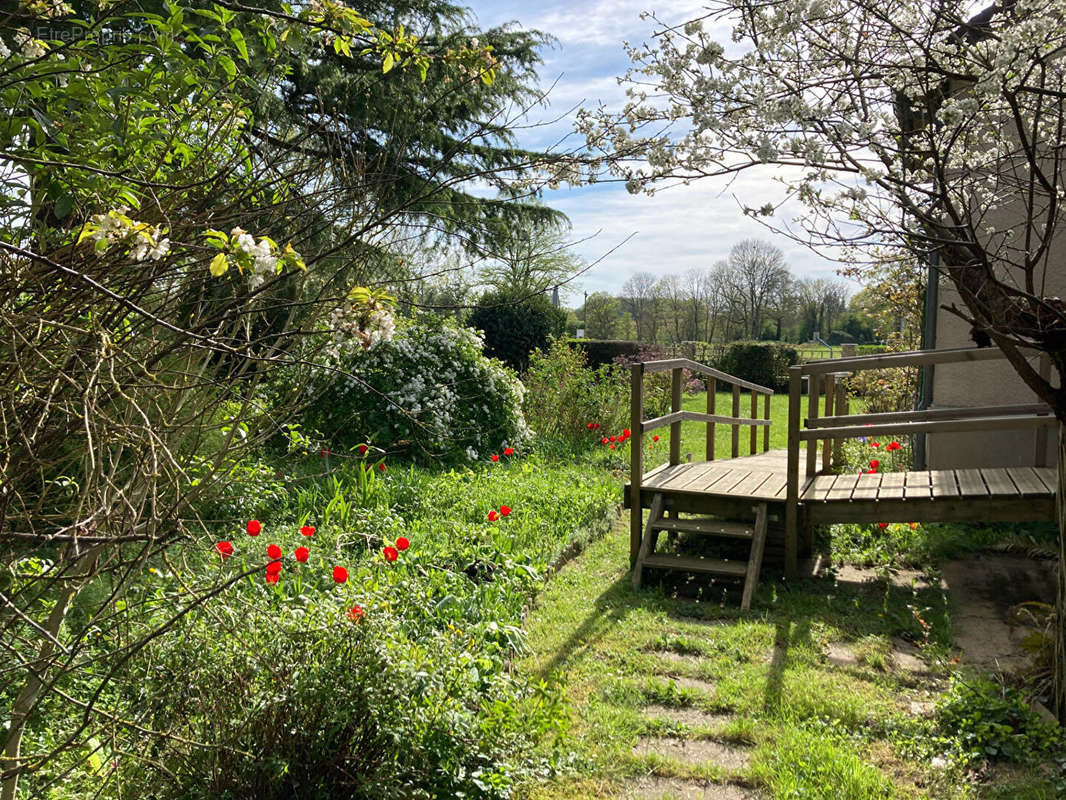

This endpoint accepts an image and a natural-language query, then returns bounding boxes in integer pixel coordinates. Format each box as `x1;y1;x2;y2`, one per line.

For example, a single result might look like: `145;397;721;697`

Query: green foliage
568;339;643;369
522;339;629;444
845;368;917;414
936;678;1064;768
302;317;529;462
713;341;799;392
468;289;566;371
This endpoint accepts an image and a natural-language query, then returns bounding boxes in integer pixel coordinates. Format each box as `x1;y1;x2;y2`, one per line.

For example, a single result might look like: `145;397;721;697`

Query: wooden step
641;553;748;577
650;517;753;539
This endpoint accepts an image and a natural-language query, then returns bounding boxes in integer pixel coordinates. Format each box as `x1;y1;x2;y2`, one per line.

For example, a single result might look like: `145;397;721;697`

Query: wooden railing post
832;377;849;467
785;366;803;578
750;389;758;455
731;383;741;458
629;363;644;569
822;374;835;473
669;367;682;466
706;378;716;461
806;373;821;477
763;392;771;452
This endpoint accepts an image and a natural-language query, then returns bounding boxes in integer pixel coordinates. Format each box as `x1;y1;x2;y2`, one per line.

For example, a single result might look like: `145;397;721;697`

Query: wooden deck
626;449;1057;525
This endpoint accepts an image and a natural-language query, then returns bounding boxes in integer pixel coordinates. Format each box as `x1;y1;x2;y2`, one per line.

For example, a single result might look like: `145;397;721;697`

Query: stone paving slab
633;736;751;769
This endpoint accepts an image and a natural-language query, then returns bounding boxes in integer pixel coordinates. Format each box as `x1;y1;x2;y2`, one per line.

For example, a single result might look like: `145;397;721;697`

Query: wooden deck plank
643;463;691;489
1033;467;1058;494
980;468;1019;497
954;468;988;496
801;474;838;502
850;472;882;500
729;470;774;498
827;473;860;500
668;463;722;492
904;471;932;499
716;469;756;495
688;467;740;493
1008;467;1049;496
877;472;906;500
929;471;959;497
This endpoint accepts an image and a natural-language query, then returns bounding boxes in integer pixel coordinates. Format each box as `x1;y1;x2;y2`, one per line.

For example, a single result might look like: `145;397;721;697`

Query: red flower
488;510;499;521
653;435;659;442
623;428;631;437
266;543;282;560
348;605;364;621
377;462;386;472
870;441;880;448
863;469;877;474
503;447;514;456
500;505;511;517
878;522;888;529
294;546;309;563
266;560;282;575
609;436;617;442
332;565;348;584
358;444;369;455
886;441;901;451
601;437;609;445
246;519;261;536
215;541;234;559
320;448;330;458
265;571;280;584
609;444;616;450
869;459;880;470
383;546;398;562
300;525;316;537
395;536;410;551
586;422;595;429
490;454;499;462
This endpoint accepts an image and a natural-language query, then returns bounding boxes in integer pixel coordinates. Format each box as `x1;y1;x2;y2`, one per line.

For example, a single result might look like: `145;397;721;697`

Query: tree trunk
1055;422;1065;722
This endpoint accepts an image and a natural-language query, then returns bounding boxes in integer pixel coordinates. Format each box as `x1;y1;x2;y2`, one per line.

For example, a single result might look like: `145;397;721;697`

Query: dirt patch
644;704;734;729
633;736;751;769
655;675;718;696
824;642;860;667
628;776;760;799
940;554;1056;673
833;564;943;591
652;650;704;670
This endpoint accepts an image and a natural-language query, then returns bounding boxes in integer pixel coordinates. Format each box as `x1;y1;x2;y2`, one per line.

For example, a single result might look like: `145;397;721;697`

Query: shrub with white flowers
304;316;529;462
78;207;170;261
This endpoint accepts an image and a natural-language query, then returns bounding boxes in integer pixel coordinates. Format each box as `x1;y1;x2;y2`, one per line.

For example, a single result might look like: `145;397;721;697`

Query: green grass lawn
517;518;1061;800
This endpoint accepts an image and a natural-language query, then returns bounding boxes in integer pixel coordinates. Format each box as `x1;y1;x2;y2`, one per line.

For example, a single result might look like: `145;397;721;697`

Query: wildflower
383;546;398;562
300;525;316;537
267;543;282;560
265;571;280;584
246;519;261;536
878;522;888;529
499;505;511;517
332;565;348;583
395;537;410;551
869;459;879;470
294;546;310;563
215;541;234;559
886;441;901;451
488;510;499;521
358;444;369;455
503;447;514;456
490;454;499;462
348;605;364;621
377;462;386;472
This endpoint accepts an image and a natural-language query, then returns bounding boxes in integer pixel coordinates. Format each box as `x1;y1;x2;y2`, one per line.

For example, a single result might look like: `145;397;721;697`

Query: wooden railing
784;346;1055;576
629;358;774;567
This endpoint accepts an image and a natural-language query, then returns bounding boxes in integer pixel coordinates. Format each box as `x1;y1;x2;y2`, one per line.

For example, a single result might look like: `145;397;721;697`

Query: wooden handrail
642;358;774;394
807;402;1053;429
798;413;1056;440
800;344;1013;374
642;410;771;433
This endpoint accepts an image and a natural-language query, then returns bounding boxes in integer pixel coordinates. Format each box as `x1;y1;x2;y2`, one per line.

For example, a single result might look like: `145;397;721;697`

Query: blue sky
464;0;852;299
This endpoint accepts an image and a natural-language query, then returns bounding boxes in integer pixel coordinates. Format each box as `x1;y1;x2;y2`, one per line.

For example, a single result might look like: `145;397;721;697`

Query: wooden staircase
632;494;768;611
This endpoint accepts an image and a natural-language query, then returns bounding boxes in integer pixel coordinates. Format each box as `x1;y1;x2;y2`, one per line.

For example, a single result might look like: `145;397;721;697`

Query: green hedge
469;290;566;372
568;339;642;368
713;341;799;392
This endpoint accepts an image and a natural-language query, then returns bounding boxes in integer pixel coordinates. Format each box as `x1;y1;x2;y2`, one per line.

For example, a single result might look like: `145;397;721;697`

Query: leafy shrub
713;341;799;392
303;316;529;462
468;289;566;371
568;338;642;369
523;338;629;444
844;367;917;414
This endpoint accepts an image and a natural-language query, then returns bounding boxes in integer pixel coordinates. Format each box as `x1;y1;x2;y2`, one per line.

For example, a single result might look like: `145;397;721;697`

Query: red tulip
653;435;659;442
490;454;499;462
870;441;880;448
623;428;631;437
395;537;410;551
215;541;234;558
266;543;282;560
609;444;616;450
488;510;499;521
332;565;348;584
246;519;261;536
348;605;364;621
300;525;315;537
601;437;609;444
886;441;901;451
878;522;888;529
358;444;369;455
869;459;879;470
265;571;280;584
499;505;511;517
294;546;309;563
586;422;594;429
377;462;386;472
503;447;514;456
610;436;617;442
383;546;398;562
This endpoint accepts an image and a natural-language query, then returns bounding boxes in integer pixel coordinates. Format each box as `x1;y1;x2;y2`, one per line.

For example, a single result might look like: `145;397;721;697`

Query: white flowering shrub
305;317;529;462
